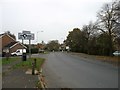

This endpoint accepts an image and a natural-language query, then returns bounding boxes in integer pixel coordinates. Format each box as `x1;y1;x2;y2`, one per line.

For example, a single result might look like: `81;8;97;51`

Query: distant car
113;51;120;56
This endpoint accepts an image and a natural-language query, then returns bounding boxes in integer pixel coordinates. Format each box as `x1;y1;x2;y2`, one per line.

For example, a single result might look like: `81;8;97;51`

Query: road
33;52;118;88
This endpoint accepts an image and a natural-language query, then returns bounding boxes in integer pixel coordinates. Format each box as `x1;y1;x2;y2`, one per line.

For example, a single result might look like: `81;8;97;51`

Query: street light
36;31;44;54
36;31;44;43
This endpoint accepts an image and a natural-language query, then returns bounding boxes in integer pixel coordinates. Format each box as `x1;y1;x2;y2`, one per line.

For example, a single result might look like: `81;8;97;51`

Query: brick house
36;43;45;53
0;33;27;56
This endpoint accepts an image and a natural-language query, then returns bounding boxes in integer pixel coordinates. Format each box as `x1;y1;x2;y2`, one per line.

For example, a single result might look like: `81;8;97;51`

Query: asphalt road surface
33;52;118;88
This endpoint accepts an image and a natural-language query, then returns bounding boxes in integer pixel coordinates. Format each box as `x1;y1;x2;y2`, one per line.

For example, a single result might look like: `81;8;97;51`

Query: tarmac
2;58;39;89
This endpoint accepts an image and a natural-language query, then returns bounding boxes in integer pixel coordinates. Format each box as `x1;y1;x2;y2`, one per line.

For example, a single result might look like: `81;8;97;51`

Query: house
36;43;45;53
0;33;27;56
37;43;45;49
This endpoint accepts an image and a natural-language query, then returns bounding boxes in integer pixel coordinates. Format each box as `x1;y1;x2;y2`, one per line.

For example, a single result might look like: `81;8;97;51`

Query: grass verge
2;57;20;65
71;52;120;66
36;81;41;88
12;57;45;71
95;56;120;65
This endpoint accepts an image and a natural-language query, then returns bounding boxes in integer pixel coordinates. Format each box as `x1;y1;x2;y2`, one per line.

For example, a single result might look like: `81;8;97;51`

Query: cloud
1;0;113;43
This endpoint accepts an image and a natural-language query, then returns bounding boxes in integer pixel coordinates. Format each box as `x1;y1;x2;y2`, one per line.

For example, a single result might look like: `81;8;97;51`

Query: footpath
2;58;39;88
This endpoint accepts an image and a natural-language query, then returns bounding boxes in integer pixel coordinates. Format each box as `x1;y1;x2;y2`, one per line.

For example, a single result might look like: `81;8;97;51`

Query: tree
96;1;119;56
82;21;98;54
66;28;87;52
112;0;120;50
65;1;120;56
96;33;110;55
46;40;60;51
66;28;80;52
112;0;120;25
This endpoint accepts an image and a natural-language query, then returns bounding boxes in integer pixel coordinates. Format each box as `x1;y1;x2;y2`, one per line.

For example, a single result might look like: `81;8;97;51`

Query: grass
2;57;20;65
36;81;42;88
12;57;45;71
0;60;1;66
95;56;120;65
71;52;120;66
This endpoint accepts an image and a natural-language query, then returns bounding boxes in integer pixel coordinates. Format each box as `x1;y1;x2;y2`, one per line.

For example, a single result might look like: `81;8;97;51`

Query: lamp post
36;31;44;43
36;31;44;54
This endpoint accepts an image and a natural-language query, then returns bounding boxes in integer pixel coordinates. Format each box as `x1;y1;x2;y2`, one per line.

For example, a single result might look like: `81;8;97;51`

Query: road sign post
18;31;35;59
29;39;31;58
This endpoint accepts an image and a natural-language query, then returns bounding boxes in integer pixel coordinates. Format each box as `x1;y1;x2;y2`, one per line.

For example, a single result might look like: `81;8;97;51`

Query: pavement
2;57;38;88
34;52;118;88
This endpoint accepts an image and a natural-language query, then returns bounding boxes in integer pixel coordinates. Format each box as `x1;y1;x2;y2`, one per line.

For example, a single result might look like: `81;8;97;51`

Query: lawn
12;57;45;71
2;57;20;65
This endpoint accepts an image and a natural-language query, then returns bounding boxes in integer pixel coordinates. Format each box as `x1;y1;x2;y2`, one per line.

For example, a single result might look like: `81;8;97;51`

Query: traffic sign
26;33;34;40
18;32;34;40
18;33;24;39
18;31;34;59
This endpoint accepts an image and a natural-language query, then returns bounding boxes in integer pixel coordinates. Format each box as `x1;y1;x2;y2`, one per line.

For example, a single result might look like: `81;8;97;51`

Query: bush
26;48;38;54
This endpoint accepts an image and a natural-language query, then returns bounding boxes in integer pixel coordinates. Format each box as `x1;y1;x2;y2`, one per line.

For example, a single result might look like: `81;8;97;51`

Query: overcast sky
1;0;113;44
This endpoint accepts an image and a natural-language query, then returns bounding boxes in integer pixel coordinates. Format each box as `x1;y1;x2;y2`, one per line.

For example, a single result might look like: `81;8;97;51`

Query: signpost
18;33;34;40
18;31;35;59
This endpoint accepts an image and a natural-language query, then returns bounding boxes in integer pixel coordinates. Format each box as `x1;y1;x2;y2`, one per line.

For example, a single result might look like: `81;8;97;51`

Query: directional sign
18;31;34;59
18;33;24;39
18;33;34;40
26;33;34;40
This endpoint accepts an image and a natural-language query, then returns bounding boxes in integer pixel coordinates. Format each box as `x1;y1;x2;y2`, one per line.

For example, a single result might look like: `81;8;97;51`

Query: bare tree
96;1;120;56
82;21;98;54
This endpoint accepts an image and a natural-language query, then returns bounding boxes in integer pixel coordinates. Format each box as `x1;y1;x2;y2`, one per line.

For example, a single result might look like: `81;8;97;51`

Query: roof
1;33;27;49
10;42;27;49
3;41;27;49
4;42;17;48
0;34;4;38
0;33;16;41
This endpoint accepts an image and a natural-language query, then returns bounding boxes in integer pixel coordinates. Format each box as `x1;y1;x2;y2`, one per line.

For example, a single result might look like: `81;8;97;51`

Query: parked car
11;49;26;56
113;51;120;56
